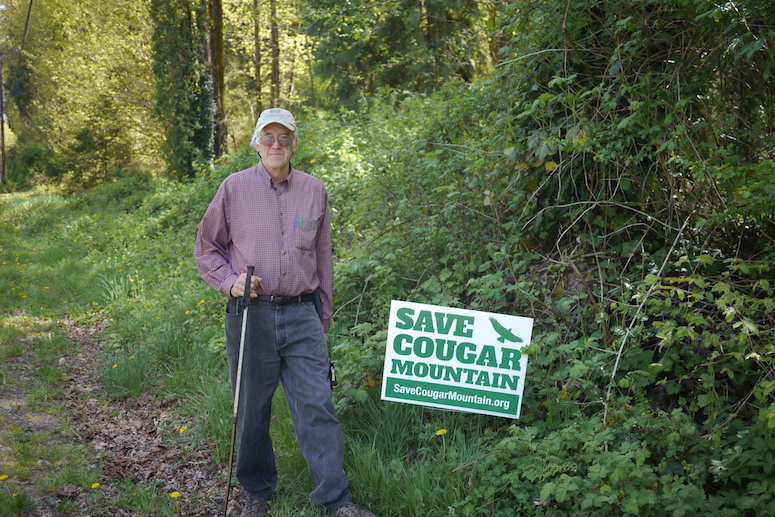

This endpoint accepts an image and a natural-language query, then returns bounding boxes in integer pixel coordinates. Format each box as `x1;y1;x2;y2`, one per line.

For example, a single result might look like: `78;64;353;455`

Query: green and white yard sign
381;300;532;419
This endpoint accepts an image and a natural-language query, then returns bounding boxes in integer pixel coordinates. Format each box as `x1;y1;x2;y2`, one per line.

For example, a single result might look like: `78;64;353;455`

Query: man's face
256;122;297;175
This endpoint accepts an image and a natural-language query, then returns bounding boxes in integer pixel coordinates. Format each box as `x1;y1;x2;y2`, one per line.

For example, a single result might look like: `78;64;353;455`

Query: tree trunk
0;57;5;184
270;0;280;107
209;0;227;157
253;0;263;116
306;34;315;104
286;24;298;101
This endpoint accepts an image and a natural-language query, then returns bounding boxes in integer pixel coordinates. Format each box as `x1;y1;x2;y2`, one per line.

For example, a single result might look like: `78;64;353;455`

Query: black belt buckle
262;294;312;305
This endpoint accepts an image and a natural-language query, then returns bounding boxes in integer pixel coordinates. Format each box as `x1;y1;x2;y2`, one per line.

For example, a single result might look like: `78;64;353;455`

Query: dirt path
1;317;241;516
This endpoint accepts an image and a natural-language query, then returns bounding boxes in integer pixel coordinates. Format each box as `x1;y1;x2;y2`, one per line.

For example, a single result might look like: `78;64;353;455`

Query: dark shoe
241;498;269;517
330;502;375;517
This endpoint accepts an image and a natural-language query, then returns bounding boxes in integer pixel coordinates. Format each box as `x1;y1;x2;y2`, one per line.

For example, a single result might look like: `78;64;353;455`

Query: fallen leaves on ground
2;317;246;516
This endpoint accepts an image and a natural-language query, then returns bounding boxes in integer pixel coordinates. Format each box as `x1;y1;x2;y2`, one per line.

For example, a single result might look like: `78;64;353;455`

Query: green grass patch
100;352;151;400
0;491;34;517
105;478;180;516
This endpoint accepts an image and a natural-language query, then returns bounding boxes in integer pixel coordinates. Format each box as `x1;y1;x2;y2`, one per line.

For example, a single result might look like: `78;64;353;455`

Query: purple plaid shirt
194;162;334;321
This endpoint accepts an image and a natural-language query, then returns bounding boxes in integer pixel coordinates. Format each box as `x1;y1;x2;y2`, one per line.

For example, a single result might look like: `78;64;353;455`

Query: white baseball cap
254;108;296;133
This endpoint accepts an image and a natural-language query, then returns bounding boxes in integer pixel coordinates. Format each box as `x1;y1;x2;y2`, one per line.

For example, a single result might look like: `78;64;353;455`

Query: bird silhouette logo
489;317;523;344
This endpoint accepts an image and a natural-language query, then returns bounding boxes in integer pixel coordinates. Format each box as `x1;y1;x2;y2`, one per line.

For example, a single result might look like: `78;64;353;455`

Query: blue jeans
225;298;351;511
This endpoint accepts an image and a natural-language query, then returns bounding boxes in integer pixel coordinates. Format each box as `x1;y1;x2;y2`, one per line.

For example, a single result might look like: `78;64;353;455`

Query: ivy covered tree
150;0;214;179
209;0;227;159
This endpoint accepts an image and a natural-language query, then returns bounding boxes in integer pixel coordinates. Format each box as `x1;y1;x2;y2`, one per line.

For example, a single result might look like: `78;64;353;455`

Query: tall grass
340;395;496;516
100;351;150;399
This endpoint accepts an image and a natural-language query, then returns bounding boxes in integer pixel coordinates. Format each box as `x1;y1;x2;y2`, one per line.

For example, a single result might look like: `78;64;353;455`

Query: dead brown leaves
4;316;237;516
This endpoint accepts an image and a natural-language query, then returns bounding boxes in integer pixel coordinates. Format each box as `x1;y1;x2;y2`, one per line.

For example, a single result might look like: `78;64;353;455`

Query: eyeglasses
258;134;293;147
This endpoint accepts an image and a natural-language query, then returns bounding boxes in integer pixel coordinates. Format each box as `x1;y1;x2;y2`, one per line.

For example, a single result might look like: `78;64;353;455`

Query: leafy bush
311;1;775;513
7;143;63;186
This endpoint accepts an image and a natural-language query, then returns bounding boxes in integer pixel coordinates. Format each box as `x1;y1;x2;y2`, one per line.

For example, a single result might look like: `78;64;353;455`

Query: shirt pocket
293;212;323;251
295;227;318;251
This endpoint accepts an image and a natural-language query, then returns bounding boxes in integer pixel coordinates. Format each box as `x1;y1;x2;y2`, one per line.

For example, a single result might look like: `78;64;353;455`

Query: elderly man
195;108;375;517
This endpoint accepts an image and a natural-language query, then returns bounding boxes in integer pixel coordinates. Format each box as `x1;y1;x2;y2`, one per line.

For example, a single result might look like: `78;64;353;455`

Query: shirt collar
256;161;294;189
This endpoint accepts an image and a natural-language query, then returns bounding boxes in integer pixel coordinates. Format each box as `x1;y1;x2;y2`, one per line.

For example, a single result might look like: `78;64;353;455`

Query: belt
256;293;315;305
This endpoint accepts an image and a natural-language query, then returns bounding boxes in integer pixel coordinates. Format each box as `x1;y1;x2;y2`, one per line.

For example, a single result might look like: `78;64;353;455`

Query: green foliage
0;490;33;517
221;0;317;140
484;0;775;261
108;478;180;516
341;394;503;517
149;0;215;179
1;0;160;188
304;0;491;107
6;143;63;186
100;352;150;400
296;2;775;513
461;251;774;515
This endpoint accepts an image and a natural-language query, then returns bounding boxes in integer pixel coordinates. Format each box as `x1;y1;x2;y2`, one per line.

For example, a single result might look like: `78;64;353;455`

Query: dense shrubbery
281;1;775;514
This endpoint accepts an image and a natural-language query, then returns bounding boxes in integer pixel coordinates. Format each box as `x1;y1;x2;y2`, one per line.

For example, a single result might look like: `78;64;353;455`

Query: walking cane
223;265;254;517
